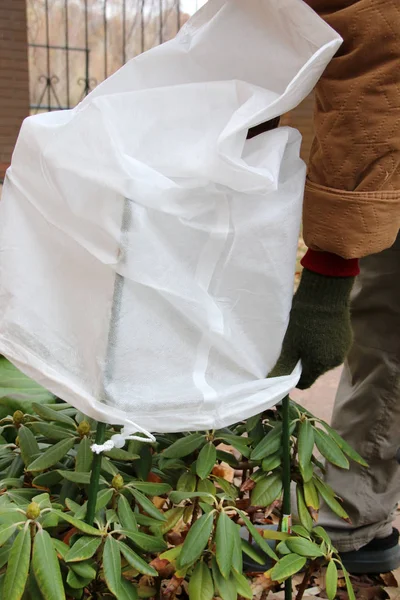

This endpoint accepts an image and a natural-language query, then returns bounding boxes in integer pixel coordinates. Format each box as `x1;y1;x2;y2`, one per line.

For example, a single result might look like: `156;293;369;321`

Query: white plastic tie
90;420;156;454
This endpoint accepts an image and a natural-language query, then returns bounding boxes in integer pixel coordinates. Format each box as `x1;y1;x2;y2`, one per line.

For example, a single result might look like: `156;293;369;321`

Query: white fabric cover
0;0;341;434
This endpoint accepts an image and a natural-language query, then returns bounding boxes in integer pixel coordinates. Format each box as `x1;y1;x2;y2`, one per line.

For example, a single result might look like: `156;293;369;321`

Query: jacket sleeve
303;0;400;259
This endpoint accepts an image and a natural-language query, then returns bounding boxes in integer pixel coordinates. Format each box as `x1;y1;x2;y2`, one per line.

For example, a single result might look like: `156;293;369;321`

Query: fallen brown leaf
385;588;400;600
391;569;400;588
381;573;398;588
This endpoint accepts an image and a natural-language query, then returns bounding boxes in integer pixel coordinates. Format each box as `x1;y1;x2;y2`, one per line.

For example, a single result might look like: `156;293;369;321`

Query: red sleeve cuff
301;249;360;277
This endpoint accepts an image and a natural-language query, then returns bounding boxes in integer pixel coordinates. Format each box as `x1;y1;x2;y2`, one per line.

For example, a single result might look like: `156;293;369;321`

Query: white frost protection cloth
0;0;342;435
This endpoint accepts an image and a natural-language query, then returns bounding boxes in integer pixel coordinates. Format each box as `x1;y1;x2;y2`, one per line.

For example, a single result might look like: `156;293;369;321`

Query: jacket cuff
301;249;360;278
303;179;400;259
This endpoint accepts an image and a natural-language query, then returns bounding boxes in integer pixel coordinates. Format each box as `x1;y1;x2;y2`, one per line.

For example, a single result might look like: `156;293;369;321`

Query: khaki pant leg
319;232;400;551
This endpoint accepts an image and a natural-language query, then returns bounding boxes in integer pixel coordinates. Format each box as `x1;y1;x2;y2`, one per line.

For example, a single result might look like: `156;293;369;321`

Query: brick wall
0;0;30;180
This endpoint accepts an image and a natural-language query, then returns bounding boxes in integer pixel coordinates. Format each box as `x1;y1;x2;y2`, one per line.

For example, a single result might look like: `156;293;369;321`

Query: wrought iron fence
27;0;192;113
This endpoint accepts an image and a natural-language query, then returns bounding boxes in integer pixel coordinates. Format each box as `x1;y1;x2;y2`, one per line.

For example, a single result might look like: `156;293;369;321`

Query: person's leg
319;231;400;554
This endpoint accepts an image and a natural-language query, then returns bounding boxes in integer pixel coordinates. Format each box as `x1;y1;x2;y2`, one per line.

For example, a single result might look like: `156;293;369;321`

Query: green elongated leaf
95;488;113;513
6;489;38;504
0;357;55;414
58;471;108;487
0;456;14;471
174;491;216;505
286;537;324;558
177;471;197;492
65;498;82;514
197;480;217;504
103;536;122;597
102;456;119;476
32;471;63;488
118;529;167;553
241;539;267;565
57;471;90;484
319;421;368;467
75;436;93;472
246;414;261;432
303;480;320;511
216;433;252;446
0;544;11;569
0;477;23;489
326;560;338;600
135;514;163;527
0;523;18;546
215;512;235;579
160;544;183;562
163;434;206;459
52;510;103;536
188;561;214;600
232;571;252;599
313;478;350;522
32;403;76;428
32;529;65;600
65;536;102;562
177;512;214;569
52;538;70;560
231;523;243;574
251;423;283;461
296;485;313;531
153;507;185;535
18;426;40;467
72;501;88;522
196;443;217;480
251;473;282;507
301;460;314;485
118;495;138;531
343;566;356;600
106;509;119;526
312;526;332;546
3;527;31;600
70;561;96;580
30;422;75;441
276;541;291;555
128;488;166;522
199;502;213;513
262;452;281;473
119;540;158;576
262;530;291;542
41;512;59;528
217;435;251;459
66;568;89;590
314;428;349;469
130;481;171;496
104;448;140;461
132;445;153;481
216;450;239;468
213;477;237;500
270;553;307;582
41;402;73;411
120;578;139;600
27;438;76;472
298;420;314;482
6;455;24;479
33;492;51;509
237;511;278;562
26;570;43;600
291;525;311;539
211;558;237;600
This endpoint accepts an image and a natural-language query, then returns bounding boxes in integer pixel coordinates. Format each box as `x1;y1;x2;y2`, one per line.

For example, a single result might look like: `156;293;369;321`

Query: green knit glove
270;269;355;390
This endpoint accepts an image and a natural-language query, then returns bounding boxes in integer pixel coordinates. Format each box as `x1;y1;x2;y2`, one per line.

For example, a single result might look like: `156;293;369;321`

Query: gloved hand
270;268;355;389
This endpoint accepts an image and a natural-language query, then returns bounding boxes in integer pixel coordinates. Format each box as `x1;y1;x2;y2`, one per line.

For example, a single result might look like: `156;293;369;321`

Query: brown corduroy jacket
303;0;400;259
